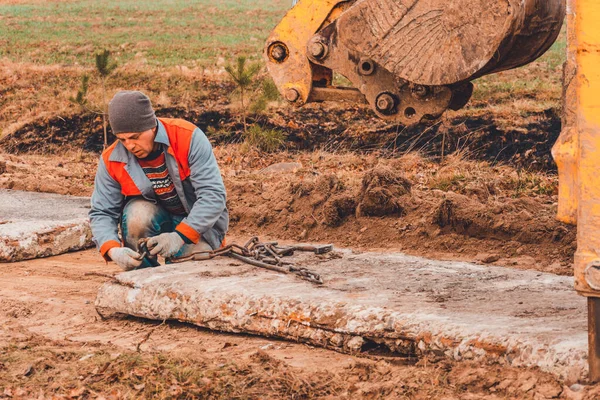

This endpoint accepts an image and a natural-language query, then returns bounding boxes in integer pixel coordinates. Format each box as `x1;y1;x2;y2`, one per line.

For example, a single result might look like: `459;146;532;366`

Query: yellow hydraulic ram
553;0;600;382
265;0;565;125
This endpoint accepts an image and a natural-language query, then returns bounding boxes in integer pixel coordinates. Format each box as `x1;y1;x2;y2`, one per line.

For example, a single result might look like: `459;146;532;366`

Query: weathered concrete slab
95;250;587;380
0;189;92;261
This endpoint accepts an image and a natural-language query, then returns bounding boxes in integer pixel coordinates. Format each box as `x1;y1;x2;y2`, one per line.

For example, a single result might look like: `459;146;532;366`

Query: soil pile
228;161;574;275
0;102;561;171
356;166;412;217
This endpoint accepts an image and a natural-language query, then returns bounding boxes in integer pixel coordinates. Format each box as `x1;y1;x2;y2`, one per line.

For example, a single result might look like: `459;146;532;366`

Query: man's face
115;128;156;158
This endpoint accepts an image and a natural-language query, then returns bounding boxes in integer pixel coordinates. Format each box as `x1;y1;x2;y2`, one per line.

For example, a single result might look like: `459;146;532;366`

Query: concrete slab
0;189;92;261
95;249;587;380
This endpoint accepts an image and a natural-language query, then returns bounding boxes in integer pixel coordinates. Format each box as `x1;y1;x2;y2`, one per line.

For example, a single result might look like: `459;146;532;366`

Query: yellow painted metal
553;128;578;225
264;0;345;104
321;2;351;26
573;0;600;296
552;0;578;225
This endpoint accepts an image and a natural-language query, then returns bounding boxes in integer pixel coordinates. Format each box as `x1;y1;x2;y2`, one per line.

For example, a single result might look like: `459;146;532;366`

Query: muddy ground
0;78;590;398
1;249;594;399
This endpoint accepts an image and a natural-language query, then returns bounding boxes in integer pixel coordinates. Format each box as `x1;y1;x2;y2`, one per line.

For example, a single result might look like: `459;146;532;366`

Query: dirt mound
1;103;561;171
0;108;236;154
433;192;491;235
0;114;110;154
433;192;573;246
287;167;414;227
0;153;97;196
227;160;574;275
322;194;357;227
357;166;411;217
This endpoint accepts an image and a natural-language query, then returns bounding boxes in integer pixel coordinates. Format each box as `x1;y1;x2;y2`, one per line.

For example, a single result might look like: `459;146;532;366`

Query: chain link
169;236;331;285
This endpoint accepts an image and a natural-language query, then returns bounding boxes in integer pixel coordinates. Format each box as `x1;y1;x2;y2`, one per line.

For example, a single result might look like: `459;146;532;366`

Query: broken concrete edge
95;279;587;381
0;219;93;262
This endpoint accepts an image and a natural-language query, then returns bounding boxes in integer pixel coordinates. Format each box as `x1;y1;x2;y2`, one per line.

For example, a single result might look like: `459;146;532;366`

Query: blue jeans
121;198;212;267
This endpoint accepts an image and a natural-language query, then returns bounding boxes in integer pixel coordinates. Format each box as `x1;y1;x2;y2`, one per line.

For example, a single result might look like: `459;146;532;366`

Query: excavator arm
265;0;565;125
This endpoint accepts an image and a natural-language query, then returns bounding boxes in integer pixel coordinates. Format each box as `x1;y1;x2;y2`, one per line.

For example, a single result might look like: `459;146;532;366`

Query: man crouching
89;90;228;270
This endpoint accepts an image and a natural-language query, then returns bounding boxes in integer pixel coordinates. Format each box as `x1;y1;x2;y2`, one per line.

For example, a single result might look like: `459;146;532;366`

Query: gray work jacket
89;119;228;256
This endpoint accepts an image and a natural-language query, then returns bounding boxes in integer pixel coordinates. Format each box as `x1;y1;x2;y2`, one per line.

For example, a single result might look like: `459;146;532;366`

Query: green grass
0;0;290;66
470;24;566;106
542;27;567;71
0;0;566;83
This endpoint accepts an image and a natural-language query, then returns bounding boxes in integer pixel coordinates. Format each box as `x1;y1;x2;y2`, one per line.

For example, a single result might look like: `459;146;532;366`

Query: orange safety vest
101;118;196;195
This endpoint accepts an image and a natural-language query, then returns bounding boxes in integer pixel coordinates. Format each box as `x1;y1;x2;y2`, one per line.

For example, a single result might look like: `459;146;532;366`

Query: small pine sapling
70;49;117;149
96;50;117;149
250;78;280;114
225;56;260;135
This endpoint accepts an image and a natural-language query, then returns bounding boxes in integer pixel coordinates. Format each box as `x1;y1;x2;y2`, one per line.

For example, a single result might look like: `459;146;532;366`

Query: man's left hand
146;232;185;258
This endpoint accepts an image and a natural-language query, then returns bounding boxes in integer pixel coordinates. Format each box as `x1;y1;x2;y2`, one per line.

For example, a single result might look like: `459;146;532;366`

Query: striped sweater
138;150;186;215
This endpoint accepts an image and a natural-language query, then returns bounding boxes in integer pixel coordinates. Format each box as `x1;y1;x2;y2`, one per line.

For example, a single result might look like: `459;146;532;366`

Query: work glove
108;247;143;271
146;232;185;258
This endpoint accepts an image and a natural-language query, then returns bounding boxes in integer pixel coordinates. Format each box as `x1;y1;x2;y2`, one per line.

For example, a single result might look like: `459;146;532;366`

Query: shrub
245;125;286;153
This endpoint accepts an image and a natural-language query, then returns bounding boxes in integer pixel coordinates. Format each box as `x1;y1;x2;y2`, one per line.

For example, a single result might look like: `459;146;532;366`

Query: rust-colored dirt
1;250;596;399
0;79;589;397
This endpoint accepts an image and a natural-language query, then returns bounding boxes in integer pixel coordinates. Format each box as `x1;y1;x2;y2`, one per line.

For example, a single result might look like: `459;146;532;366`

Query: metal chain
169;236;332;285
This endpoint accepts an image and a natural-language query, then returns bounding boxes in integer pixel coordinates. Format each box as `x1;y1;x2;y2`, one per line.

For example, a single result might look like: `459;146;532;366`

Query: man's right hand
108;247;143;271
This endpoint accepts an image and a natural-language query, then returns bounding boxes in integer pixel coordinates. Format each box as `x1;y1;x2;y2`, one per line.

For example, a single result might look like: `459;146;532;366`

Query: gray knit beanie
108;90;157;134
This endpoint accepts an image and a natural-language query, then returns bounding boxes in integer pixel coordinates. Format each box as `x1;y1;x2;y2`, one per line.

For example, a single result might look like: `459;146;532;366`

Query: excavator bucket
265;0;565;125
